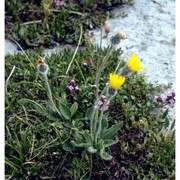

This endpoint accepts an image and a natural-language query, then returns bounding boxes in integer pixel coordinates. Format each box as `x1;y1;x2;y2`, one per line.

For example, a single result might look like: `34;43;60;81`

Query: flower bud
110;32;127;45
118;32;127;39
37;56;49;75
104;21;110;34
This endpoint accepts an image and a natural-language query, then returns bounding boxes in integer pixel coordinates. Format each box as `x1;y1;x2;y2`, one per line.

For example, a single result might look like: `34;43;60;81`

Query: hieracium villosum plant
5;20;175;178
29;30;144;162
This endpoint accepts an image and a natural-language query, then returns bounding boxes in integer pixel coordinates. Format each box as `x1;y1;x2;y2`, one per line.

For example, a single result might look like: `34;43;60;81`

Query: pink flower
168;99;175;108
155;90;175;108
165;91;175;108
54;0;66;7
155;95;163;103
98;95;110;111
67;80;79;91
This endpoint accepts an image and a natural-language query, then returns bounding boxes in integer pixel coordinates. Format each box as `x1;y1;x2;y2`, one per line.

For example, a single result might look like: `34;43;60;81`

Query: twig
65;25;83;75
50;9;84;16
5;66;16;93
20;20;42;26
69;10;84;16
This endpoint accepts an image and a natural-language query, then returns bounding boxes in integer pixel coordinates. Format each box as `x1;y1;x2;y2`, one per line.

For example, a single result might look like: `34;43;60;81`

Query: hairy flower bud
37;56;49;75
110;32;127;45
118;32;127;39
104;21;110;34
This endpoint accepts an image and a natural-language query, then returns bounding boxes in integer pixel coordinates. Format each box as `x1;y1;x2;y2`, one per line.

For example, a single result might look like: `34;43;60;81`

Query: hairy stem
43;74;61;117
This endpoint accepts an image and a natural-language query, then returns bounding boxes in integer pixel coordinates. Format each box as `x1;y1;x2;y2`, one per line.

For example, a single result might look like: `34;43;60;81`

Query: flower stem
43;74;61;117
90;45;113;143
91;84;109;139
114;58;123;74
100;26;103;49
95;95;114;144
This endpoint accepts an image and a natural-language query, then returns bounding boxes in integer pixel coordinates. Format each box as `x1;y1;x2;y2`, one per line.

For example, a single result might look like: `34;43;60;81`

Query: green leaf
147;101;151;107
156;132;162;142
170;119;175;130
20;98;43;112
85;106;94;120
56;31;60;39
101;123;122;139
59;103;71;120
87;146;97;153
97;139;104;149
83;133;92;144
62;141;77;152
100;151;113;160
61;92;67;104
162;109;169;119
20;99;60;121
74;131;84;141
70;102;78;117
71;140;90;148
50;122;63;128
44;109;61;121
165;117;170;128
19;27;25;37
103;139;117;147
101;117;108;132
131;95;135;100
5;158;19;172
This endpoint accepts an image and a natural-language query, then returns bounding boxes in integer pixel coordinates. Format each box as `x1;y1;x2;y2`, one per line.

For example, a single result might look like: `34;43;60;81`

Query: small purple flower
155;90;175;108
103;104;109;111
155;95;163;103
67;80;79;91
165;91;175;98
54;0;66;7
98;100;103;107
165;91;176;108
98;95;110;111
168;99;175;108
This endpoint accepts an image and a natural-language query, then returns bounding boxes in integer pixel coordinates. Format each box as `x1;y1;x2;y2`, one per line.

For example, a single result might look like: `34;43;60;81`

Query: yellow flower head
127;54;144;71
109;73;125;90
37;56;44;65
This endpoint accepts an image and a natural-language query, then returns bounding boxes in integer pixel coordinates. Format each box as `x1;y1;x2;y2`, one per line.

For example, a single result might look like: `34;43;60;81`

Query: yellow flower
127;54;144;71
109;73;125;90
37;56;44;65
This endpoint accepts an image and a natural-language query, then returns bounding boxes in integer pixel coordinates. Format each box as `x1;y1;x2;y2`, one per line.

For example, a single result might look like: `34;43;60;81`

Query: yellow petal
109;73;125;90
127;54;144;71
